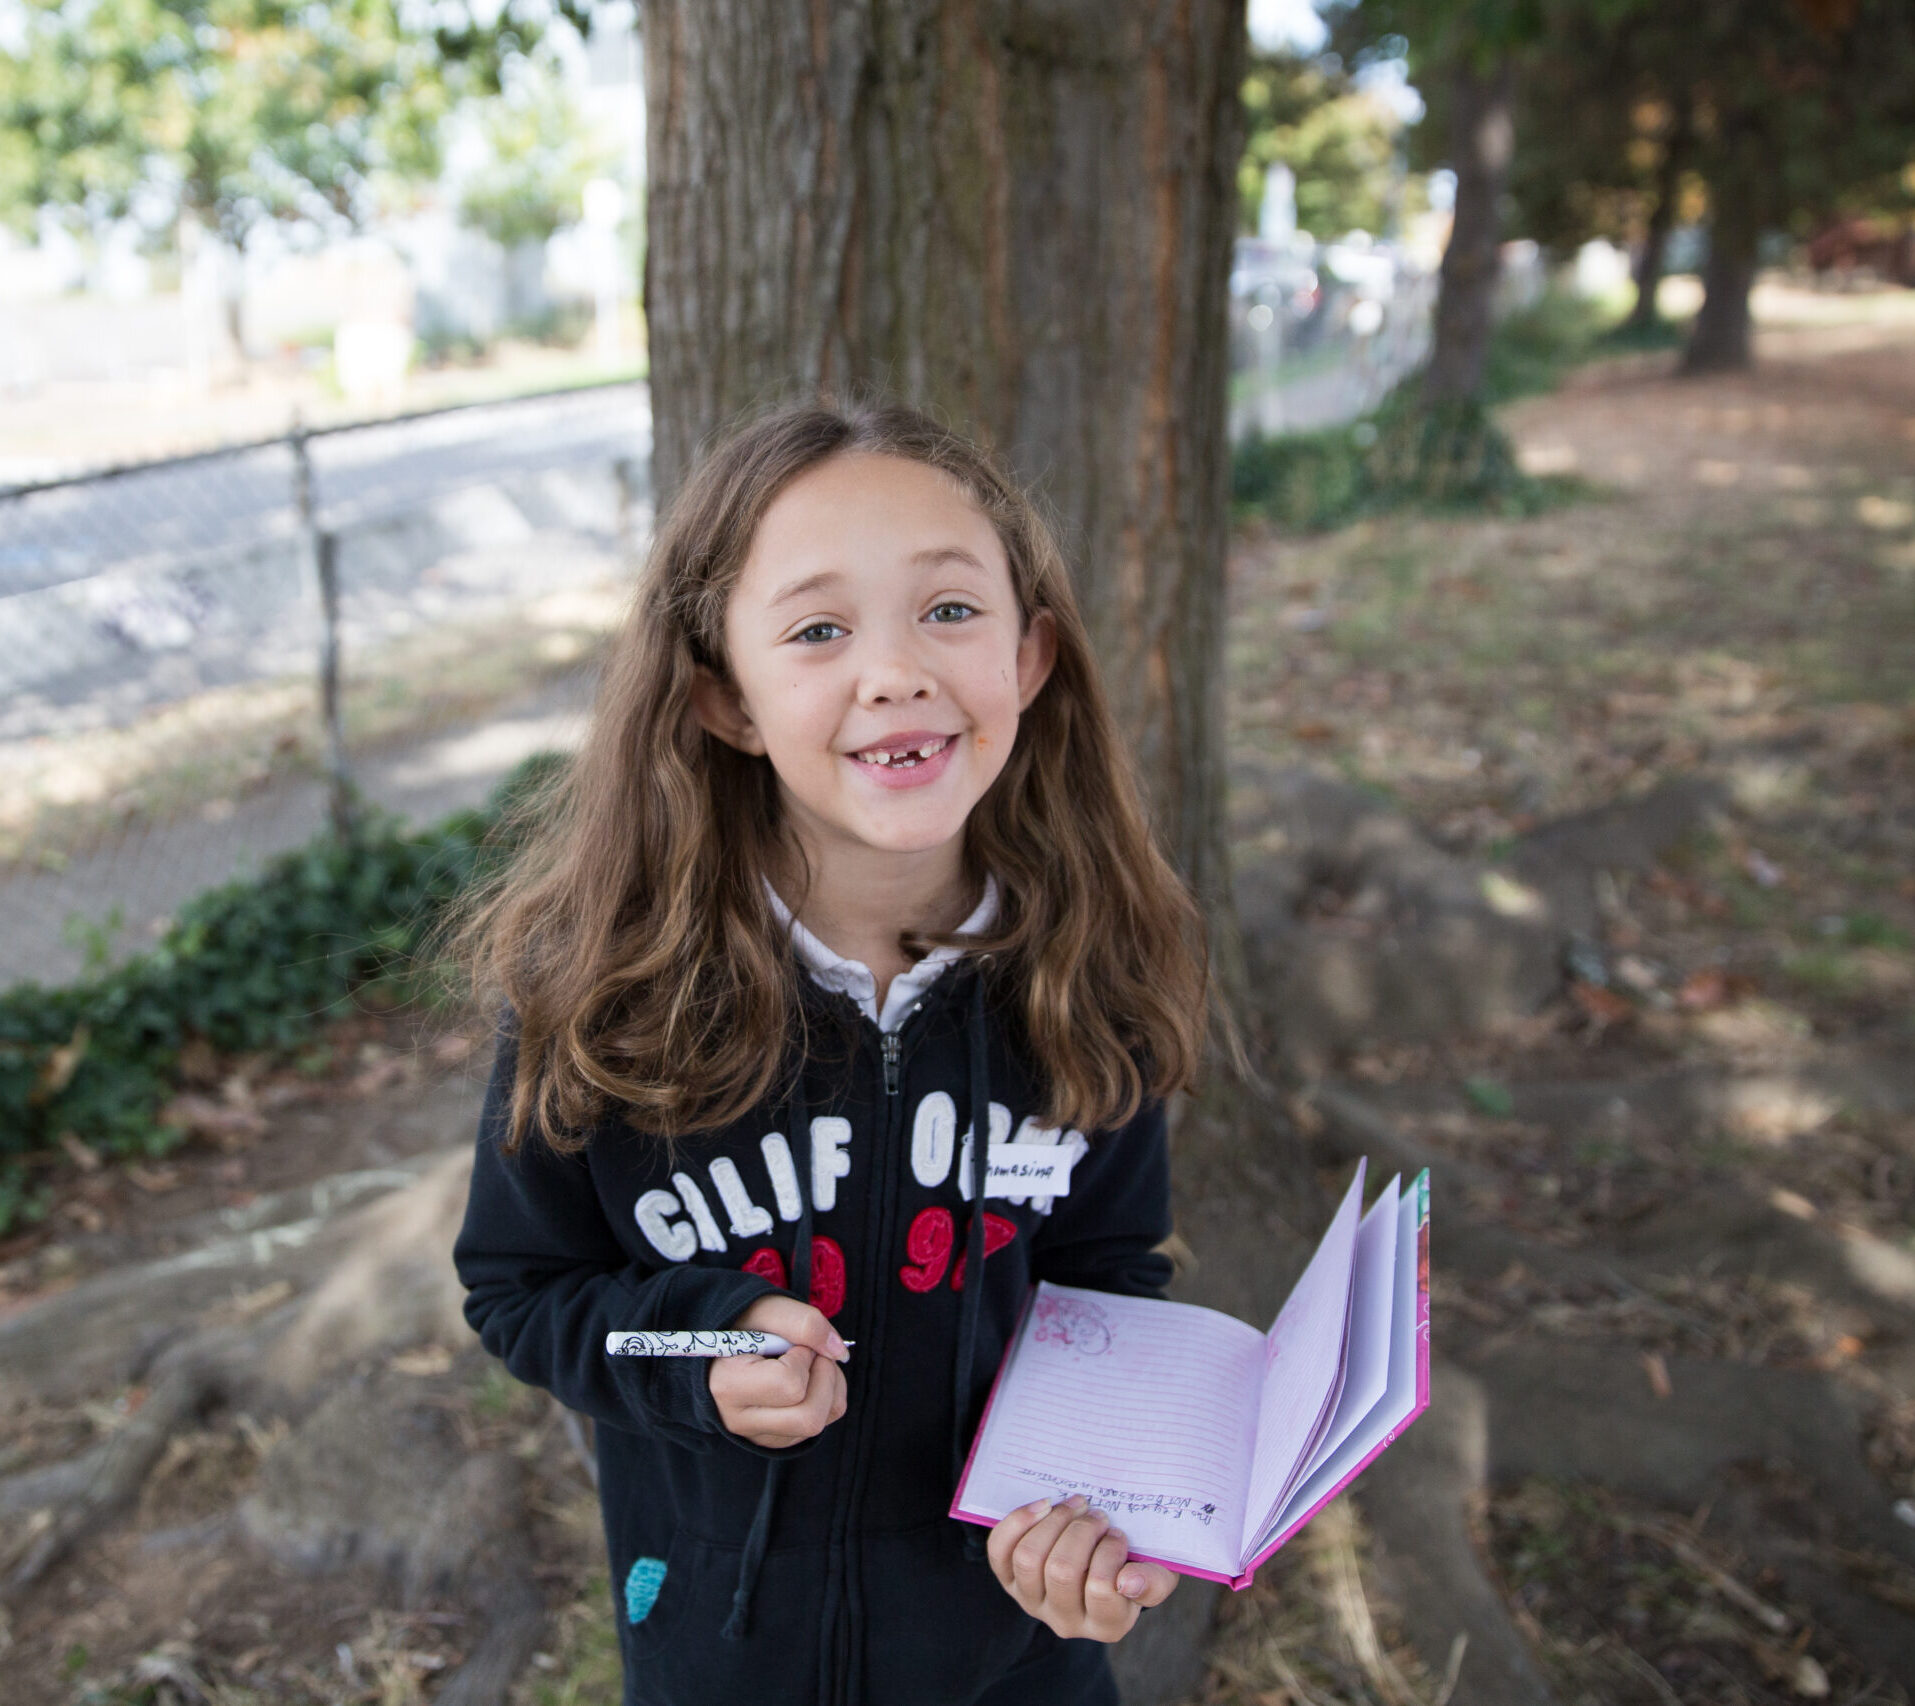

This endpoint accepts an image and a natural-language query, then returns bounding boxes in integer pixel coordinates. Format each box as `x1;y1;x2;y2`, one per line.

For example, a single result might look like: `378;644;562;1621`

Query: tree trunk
644;0;1246;949
1627;98;1689;332
1628;207;1671;331
1682;172;1760;374
1423;57;1513;404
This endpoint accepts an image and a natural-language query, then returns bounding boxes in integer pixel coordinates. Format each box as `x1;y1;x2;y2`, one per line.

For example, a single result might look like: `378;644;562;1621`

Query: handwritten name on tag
986;1143;1078;1198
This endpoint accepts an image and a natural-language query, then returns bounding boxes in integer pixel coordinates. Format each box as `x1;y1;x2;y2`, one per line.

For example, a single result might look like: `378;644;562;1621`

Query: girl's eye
927;602;977;624
795;622;846;644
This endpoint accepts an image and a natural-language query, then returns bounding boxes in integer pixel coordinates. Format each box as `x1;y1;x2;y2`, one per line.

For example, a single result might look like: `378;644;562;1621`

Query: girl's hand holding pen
711;1296;851;1448
986;1494;1178;1642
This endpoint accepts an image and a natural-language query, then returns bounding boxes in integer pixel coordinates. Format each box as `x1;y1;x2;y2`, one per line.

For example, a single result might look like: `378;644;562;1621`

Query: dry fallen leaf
58;1131;101;1172
1570;980;1636;1026
159;1093;267;1148
126;1164;182;1194
390;1344;456;1377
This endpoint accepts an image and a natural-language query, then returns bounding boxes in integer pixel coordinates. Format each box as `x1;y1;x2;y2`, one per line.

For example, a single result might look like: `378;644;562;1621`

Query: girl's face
691;452;1056;875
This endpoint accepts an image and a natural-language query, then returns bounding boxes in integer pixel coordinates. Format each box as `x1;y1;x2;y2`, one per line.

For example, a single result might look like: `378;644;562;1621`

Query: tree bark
1628;204;1671;331
1423;57;1513;405
1682;171;1760;374
643;0;1247;944
1627;97;1690;333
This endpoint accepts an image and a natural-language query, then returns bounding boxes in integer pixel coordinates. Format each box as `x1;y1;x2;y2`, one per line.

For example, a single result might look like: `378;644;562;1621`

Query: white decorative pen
605;1330;854;1358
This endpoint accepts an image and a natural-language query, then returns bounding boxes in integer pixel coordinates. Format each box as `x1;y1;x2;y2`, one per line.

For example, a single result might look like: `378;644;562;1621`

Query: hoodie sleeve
453;1024;782;1450
1027;1095;1174;1299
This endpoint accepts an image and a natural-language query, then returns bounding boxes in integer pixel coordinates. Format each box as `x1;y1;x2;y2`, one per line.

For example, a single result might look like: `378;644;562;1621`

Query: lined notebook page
1239;1162;1366;1555
958;1283;1265;1577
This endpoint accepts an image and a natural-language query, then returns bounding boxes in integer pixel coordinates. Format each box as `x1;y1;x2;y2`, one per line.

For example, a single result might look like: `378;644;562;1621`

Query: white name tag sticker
986;1144;1078;1198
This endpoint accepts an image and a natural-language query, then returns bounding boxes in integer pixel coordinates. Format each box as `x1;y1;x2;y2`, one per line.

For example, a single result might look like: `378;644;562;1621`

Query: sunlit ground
0;307;646;476
1205;279;1915;1703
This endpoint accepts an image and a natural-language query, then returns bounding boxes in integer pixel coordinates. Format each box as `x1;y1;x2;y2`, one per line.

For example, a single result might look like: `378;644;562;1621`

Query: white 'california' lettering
810;1116;852;1212
911;1091;958;1188
759;1132;803;1221
672;1172;728;1252
709;1156;774;1238
635;1188;697;1261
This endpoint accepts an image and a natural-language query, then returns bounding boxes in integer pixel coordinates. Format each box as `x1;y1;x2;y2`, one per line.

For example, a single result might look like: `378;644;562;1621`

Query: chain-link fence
1228;235;1440;441
0;382;650;985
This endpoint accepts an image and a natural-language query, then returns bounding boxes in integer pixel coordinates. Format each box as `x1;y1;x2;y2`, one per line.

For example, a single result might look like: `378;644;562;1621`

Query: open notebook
951;1161;1429;1589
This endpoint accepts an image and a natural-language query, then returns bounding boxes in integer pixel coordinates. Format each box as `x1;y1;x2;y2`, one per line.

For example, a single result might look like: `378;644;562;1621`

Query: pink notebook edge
949;1169;1433;1596
948;1284;1041;1525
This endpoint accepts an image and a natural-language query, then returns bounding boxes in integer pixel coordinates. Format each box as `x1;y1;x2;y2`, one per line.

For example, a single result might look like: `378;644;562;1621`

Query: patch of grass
1841;911;1911;950
517;1576;622;1706
1782;948;1869;997
1482;289;1619;403
471;1362;542;1423
1593;311;1691;354
1463;1077;1516;1117
1233;384;1588;535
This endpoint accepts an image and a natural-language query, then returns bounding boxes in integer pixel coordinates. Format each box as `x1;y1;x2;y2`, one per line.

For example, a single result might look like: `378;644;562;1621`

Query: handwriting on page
995;1295;1260;1512
1017;1482;1224;1526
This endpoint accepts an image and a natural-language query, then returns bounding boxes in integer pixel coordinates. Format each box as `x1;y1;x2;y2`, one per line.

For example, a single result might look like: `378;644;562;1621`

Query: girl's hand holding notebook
986;1491;1179;1641
953;1163;1431;1589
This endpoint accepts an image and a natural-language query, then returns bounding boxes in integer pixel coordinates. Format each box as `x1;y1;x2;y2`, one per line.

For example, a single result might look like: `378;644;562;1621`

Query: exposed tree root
3;1343;231;1597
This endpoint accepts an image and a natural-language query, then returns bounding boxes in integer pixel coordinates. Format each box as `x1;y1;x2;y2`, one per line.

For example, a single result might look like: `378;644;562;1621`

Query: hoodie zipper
832;1000;921;1705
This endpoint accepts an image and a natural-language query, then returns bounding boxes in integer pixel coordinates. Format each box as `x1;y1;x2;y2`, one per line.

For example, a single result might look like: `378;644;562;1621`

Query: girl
453;400;1226;1706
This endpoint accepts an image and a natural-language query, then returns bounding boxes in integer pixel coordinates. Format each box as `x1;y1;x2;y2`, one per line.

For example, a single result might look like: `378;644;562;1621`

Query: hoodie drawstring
722;964;996;1637
721;1063;812;1642
951;969;992;1562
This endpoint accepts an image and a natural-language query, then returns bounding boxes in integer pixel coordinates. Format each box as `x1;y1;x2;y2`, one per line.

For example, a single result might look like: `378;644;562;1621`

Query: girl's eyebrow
767;569;845;609
766;548;992;609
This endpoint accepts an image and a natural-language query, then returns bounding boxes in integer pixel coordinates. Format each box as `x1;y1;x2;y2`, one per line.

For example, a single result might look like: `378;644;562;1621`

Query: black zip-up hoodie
453;957;1172;1706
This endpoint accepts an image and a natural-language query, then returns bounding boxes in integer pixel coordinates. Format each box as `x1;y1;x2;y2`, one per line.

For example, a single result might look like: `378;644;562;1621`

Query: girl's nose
857;639;936;705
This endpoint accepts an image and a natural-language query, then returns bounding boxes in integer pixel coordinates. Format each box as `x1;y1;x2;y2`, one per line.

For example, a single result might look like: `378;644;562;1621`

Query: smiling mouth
850;736;954;768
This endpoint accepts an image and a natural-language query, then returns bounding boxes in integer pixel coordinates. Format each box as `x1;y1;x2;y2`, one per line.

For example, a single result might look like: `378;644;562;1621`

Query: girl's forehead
734;452;1011;599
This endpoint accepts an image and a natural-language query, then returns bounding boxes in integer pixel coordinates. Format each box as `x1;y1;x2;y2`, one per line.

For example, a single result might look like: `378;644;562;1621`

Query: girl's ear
689;666;768;755
1016;610;1058;711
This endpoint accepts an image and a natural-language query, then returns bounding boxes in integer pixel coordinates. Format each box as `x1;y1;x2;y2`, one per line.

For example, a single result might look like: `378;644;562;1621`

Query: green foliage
1593;313;1688;355
0;753;565;1236
1481;287;1614;402
459;59;618;250
0;0;544;248
1239;47;1419;239
1232;291;1610;532
1463;1077;1516;1117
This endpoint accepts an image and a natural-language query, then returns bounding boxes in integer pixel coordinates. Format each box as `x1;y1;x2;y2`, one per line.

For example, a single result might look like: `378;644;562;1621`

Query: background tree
458;61;617;253
1238;45;1412;239
1502;9;1695;332
1328;0;1547;409
644;0;1248;987
1669;0;1915;373
0;0;538;362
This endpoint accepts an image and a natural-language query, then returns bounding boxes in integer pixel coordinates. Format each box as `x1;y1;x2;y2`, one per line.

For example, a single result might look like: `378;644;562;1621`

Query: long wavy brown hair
459;398;1221;1154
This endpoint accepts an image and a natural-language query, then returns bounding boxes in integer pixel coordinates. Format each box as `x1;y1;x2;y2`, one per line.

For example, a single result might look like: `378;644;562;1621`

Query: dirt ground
2;282;1913;1705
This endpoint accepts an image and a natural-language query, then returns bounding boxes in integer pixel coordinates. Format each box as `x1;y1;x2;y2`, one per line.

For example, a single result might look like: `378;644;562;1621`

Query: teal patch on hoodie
625;1555;668;1624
